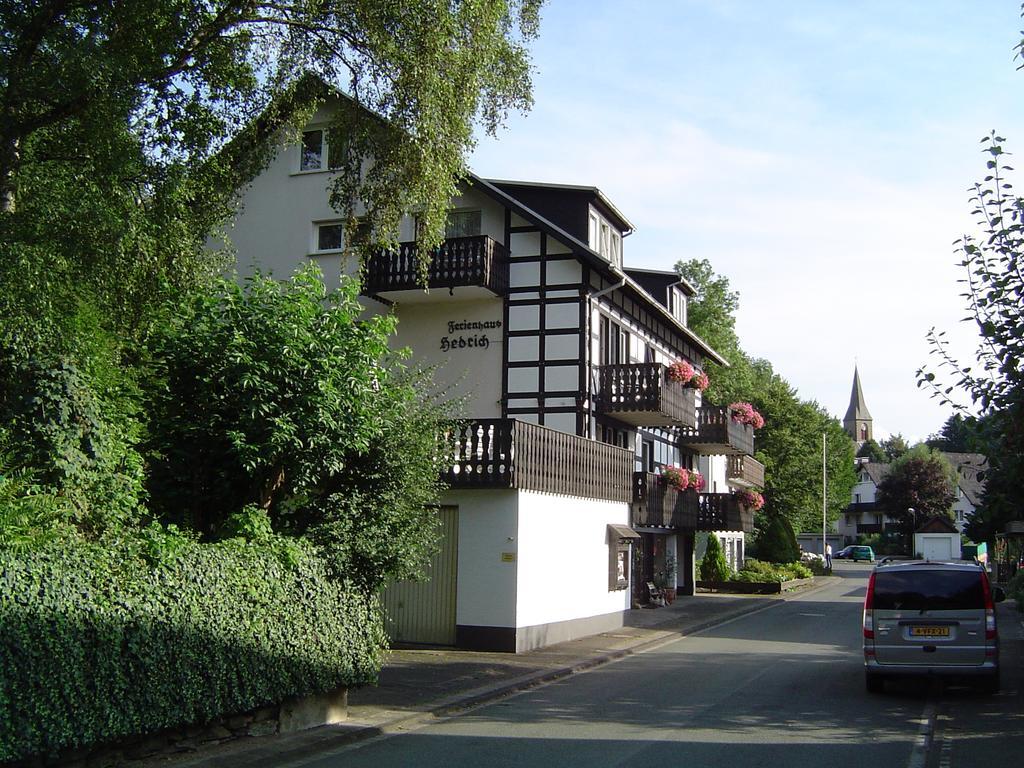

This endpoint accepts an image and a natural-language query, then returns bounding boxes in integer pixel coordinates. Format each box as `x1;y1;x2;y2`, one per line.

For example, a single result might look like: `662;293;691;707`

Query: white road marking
907;702;936;768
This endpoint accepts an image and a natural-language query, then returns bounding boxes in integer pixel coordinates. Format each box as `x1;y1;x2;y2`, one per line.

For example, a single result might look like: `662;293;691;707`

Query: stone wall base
33;688;348;768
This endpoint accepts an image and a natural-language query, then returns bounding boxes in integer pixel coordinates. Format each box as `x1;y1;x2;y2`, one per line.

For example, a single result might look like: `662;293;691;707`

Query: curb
151;580;833;768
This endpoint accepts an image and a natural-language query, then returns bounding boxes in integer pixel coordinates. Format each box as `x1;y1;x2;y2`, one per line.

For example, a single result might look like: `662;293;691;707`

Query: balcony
726;454;765;488
596;364;698;428
444;419;633;502
363;235;509;301
678;405;754;456
631;472;755;533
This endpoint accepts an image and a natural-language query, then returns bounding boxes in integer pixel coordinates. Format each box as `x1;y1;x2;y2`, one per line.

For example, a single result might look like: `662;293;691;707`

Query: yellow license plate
910;626;950;637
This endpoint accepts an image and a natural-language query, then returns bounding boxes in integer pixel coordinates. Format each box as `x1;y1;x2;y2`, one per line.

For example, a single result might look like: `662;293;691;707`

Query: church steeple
844;366;872;445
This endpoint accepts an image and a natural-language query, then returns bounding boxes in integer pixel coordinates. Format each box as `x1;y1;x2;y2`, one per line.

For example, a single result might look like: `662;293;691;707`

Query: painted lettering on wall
440;318;502;353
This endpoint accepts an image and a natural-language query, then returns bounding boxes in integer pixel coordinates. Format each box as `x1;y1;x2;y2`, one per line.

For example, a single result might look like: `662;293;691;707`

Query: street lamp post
907;507;916;557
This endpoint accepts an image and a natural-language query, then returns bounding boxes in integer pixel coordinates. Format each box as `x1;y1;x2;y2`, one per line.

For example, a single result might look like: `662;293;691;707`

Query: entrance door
382;506;459;646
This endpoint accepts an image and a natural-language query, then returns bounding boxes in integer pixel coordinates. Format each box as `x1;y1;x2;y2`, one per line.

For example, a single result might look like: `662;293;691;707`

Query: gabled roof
485;178;635;235
624;267;697;297
859;462;891;487
917;515;959;534
942;452;988;506
468;175;728;366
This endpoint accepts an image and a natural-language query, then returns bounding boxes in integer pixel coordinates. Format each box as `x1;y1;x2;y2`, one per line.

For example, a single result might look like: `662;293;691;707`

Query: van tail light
981;572;997;641
863;571;876;640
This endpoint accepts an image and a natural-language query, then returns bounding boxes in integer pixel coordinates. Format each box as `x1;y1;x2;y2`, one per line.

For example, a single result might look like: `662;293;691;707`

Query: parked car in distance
835;546;855;559
863;560;1005;694
844;545;875;562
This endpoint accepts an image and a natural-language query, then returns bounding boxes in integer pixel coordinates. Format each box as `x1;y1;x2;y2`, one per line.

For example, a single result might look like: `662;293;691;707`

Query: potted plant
663;552;678;603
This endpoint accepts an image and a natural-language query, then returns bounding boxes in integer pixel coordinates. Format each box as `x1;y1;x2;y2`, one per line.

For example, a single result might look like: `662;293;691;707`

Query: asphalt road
292;563;1024;768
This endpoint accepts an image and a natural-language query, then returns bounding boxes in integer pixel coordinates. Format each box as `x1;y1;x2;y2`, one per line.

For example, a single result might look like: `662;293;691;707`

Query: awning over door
608;523;641;542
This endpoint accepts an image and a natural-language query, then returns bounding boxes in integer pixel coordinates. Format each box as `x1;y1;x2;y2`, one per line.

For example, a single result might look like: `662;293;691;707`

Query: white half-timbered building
224;98;765;652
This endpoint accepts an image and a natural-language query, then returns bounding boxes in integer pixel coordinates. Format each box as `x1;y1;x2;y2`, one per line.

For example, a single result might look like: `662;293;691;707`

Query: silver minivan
862;560;1005;693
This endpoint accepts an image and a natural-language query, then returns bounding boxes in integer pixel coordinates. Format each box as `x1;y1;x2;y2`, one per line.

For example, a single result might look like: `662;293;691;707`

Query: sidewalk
149;580;835;768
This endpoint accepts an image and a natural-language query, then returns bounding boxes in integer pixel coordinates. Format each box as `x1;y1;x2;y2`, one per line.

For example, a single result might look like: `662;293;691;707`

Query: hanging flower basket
662;465;690;491
667;360;710;390
662;466;704;492
666;360;695;384
729;401;765;429
736;489;765;510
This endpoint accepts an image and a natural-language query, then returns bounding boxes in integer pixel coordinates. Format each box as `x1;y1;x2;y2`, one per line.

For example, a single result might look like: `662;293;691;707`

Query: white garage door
919;536;953;561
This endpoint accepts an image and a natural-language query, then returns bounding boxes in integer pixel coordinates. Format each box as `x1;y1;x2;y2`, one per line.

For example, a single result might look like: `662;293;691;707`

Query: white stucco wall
515;491;632;628
391;299;503;418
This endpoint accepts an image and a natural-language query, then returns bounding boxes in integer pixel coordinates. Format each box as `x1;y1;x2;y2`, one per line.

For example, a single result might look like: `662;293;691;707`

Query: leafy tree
926;413;983;453
0;1;540;238
856;439;887;463
145;265;457;589
917;133;1024;548
876;446;956;552
879;434;910;462
0;1;540;544
675;260;856;539
699;534;731;582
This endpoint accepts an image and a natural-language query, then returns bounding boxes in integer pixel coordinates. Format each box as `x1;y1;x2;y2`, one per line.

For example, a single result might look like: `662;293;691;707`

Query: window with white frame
588;209;622;267
300;129;346;172
668;288;687;325
316;222;344;251
300;130;324;171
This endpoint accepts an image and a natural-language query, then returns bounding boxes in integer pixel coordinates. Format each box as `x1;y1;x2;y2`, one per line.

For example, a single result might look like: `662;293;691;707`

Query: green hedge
732;559;812;583
0;540;386;762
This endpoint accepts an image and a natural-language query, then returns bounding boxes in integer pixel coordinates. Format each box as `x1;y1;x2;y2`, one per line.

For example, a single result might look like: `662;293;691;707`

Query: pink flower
728;402;764;429
736;489;765;510
666;360;694;384
661;465;690;491
692;372;710;391
689;471;705;491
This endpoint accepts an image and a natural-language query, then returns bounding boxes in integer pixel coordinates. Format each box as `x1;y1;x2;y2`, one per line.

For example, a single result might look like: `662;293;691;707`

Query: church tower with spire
844;366;872;445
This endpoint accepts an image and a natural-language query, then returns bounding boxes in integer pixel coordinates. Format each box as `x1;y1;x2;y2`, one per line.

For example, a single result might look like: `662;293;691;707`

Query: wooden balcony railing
596;364;698;428
631;472;756;533
695;492;754;533
678;405;755;456
726;454;765;488
444;419;633;502
363;235;509;297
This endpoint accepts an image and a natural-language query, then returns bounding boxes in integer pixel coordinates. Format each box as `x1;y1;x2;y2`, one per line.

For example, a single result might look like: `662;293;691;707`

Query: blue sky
470;0;1024;442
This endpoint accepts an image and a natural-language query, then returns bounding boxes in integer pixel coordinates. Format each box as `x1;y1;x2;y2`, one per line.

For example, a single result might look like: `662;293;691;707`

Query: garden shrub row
731;558;813;584
0;538;386;762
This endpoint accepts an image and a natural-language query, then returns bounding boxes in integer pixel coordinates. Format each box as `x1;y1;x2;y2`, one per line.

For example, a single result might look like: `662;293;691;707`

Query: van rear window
872;570;984;611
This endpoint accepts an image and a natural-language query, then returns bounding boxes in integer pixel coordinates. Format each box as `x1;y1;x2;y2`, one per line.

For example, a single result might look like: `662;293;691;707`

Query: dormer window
668;288;687;325
588;210;622;267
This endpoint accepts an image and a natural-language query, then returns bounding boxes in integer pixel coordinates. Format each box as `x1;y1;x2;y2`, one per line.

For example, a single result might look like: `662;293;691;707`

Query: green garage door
382;506;459;646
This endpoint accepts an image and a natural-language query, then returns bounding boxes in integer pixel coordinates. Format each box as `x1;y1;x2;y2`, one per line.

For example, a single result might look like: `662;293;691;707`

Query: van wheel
866;674;884;694
979;672;1000;694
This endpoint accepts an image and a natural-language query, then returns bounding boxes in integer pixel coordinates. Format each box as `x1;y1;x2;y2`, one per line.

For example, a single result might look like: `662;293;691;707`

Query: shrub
699;534;731;582
1007;569;1024;612
0;537;386;762
757;514;800;564
144;266;457;590
731;558;811;583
